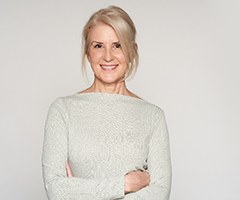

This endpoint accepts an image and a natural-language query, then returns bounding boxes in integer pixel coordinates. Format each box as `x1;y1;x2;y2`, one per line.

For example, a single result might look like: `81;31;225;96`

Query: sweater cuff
112;176;125;199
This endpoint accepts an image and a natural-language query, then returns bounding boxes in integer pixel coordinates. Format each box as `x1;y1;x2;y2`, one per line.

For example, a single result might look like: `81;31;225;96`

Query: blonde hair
81;5;139;83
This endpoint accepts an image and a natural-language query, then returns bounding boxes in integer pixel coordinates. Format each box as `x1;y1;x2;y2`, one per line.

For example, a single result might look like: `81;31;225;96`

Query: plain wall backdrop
1;0;240;199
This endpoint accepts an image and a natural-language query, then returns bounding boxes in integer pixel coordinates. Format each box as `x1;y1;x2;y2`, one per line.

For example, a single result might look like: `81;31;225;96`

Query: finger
143;170;150;175
66;163;73;177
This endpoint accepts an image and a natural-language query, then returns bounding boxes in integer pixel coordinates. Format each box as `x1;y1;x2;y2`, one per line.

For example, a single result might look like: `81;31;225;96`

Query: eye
94;44;103;49
114;43;121;49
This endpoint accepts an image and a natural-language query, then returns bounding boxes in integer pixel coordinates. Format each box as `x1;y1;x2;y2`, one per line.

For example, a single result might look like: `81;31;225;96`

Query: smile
100;64;118;71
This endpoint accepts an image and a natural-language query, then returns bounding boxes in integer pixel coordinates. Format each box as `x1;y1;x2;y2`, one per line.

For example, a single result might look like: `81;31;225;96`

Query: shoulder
143;101;166;123
142;99;165;115
48;96;66;111
47;94;74;114
45;94;78;124
47;93;88;115
48;93;79;107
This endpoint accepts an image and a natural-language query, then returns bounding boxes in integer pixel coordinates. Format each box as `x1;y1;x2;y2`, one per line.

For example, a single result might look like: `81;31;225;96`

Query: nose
103;47;114;62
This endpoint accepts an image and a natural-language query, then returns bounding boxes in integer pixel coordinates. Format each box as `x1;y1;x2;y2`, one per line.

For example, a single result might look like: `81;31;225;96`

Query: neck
86;77;130;95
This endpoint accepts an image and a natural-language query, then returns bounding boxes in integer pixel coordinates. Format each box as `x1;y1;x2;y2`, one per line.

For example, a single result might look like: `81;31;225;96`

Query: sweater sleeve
124;108;172;200
41;98;125;200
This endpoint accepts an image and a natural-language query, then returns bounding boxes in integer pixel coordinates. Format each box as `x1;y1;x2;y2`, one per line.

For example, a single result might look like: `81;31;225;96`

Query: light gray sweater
42;92;172;200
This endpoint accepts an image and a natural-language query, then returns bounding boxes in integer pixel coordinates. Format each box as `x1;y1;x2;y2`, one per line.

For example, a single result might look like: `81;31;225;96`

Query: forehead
88;23;119;42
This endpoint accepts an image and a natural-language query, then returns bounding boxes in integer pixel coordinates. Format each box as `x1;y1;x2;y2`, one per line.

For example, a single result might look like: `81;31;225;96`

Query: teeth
101;65;116;69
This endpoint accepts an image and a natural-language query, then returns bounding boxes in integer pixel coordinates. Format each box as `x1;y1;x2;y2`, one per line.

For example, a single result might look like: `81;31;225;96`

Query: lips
100;64;118;71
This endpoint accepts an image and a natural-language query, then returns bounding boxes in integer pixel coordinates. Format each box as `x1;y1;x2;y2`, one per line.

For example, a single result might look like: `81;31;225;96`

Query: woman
42;5;172;200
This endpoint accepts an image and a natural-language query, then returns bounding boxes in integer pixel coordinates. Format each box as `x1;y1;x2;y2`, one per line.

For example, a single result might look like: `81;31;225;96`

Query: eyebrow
91;41;103;45
90;41;120;45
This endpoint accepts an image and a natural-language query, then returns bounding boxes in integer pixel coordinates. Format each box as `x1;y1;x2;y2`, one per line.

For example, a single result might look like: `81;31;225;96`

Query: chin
98;76;124;84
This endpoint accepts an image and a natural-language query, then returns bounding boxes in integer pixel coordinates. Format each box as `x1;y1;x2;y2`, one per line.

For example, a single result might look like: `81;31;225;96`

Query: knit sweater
42;92;172;200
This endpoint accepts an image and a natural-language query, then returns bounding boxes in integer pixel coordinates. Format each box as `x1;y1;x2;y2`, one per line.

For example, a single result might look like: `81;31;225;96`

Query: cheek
116;53;128;66
88;52;102;64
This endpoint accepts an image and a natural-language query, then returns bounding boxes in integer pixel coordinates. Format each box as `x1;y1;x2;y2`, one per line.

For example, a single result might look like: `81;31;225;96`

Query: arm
124;108;172;200
41;98;125;200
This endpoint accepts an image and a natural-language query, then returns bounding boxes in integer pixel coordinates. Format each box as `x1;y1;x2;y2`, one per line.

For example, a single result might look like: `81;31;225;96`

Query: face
87;23;128;84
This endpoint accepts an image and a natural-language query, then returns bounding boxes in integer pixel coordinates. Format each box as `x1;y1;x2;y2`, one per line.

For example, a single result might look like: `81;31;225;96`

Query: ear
134;43;138;52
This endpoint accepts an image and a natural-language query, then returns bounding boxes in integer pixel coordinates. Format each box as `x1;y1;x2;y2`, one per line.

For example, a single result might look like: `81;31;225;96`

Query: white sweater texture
42;92;172;200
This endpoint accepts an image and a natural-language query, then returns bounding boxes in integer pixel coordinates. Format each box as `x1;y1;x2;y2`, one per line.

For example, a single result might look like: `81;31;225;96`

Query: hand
66;163;73;177
124;170;150;193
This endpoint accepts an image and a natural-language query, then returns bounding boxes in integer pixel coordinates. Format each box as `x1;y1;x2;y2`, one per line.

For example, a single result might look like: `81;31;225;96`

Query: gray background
1;0;240;199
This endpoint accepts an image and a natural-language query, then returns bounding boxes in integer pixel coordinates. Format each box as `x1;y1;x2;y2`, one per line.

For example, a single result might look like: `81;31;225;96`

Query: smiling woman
42;5;172;200
81;5;138;86
87;23;128;84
